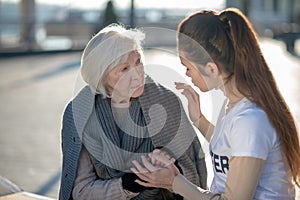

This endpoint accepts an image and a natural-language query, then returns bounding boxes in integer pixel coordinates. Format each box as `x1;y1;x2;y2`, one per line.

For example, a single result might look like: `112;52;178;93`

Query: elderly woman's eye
121;66;128;72
136;58;141;65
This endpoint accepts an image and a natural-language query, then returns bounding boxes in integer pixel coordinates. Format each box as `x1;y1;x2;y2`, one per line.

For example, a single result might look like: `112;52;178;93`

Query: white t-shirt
210;98;295;199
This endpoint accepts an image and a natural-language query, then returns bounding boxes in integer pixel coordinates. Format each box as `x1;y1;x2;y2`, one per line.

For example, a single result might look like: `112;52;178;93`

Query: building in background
0;0;199;53
226;0;300;54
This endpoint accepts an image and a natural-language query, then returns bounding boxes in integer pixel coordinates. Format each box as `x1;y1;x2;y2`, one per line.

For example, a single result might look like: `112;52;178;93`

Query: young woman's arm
132;154;264;200
173;157;264;200
193;114;215;141
175;82;215;140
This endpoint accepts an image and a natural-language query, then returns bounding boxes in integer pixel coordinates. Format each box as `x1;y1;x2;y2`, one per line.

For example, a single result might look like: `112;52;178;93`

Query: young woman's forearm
194;115;215;141
173;174;226;200
172;157;264;200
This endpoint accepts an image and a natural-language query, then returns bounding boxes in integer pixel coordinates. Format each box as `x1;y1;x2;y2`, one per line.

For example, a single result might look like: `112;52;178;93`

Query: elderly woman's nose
131;66;143;78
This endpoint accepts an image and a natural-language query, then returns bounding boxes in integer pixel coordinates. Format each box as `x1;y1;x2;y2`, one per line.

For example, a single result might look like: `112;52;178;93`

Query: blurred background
0;0;299;199
1;0;299;54
0;0;226;52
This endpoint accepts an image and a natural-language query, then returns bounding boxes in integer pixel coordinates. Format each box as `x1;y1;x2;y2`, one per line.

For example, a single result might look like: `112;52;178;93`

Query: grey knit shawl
86;96;154;174
59;76;207;200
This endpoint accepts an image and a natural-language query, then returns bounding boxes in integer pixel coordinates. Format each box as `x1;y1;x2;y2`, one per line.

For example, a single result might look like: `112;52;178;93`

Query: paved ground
0;52;81;198
0;38;299;199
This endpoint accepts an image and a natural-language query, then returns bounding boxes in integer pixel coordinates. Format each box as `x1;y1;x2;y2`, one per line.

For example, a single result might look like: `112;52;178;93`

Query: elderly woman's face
106;50;144;102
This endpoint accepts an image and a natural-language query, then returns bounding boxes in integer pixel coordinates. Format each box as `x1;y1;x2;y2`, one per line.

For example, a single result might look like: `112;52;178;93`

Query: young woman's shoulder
229;100;279;159
233;99;271;128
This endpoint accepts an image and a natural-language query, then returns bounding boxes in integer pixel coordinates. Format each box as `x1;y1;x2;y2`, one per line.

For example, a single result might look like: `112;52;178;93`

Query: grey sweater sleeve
72;146;139;200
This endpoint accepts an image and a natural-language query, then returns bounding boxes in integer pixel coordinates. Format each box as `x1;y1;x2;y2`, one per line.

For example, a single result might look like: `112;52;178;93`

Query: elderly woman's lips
131;83;143;90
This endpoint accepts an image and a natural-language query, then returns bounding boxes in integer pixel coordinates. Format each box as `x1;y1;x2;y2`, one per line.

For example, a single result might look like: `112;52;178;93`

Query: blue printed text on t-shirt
211;150;229;174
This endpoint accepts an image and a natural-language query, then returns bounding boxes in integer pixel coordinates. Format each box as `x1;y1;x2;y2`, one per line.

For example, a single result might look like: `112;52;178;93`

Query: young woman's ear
204;62;220;78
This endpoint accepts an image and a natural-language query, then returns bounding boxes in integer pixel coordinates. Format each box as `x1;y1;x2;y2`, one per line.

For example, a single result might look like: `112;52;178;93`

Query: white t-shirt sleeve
229;109;276;160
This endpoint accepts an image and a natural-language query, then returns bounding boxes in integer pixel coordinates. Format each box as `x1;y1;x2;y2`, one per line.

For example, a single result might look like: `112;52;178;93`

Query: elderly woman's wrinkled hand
131;149;180;191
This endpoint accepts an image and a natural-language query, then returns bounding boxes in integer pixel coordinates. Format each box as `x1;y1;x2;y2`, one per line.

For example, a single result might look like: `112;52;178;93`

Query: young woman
131;8;300;199
59;24;207;200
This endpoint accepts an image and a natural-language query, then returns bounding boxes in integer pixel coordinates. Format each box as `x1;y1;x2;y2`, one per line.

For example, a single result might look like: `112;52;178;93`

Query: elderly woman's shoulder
62;85;95;119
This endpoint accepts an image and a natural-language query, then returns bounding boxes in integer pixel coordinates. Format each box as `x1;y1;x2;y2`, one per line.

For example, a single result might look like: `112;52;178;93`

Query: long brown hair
178;8;300;187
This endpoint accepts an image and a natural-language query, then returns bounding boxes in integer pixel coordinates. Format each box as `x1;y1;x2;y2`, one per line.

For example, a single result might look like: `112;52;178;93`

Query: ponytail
220;8;300;187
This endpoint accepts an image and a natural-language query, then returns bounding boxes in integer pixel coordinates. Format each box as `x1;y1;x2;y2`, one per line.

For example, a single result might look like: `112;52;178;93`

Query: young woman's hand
175;82;202;123
131;149;180;191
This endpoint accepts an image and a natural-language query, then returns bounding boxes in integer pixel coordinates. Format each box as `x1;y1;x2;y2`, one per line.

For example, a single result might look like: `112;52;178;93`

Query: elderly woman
59;24;207;200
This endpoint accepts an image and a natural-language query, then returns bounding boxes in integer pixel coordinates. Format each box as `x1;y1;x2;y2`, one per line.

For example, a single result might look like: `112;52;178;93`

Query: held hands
121;173;149;193
175;82;202;124
131;149;180;191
